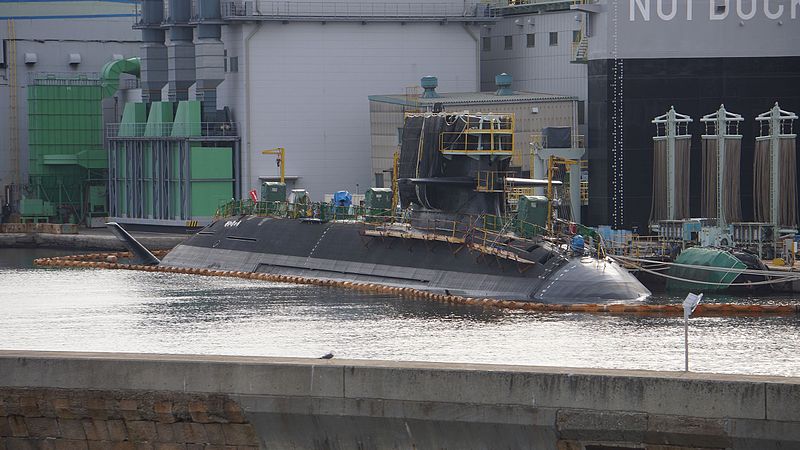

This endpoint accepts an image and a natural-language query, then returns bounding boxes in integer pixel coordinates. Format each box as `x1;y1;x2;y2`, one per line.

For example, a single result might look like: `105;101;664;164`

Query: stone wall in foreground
0;388;259;449
1;351;799;450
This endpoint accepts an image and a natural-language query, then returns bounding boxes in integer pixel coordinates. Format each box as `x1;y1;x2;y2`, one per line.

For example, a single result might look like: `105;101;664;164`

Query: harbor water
1;249;798;377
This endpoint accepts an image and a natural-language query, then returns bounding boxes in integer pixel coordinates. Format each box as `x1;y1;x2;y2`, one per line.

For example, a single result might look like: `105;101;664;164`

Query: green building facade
25;76;106;223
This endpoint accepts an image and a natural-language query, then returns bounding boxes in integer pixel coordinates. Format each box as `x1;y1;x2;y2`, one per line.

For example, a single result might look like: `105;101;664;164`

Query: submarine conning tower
398;112;515;217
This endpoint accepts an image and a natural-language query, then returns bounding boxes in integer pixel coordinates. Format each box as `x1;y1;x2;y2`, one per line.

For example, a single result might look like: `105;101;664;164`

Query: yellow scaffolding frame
439;114;515;155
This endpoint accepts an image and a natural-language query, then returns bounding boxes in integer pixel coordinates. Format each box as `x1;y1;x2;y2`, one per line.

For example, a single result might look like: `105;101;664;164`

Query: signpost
682;292;703;371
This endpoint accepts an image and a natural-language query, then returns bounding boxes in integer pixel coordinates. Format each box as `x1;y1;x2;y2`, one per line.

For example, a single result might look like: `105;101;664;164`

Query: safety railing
440;114;515;155
214;199;608;263
498;0;589;6
571;27;588;63
106;122;239;138
600;234;671;260
27;72;101;85
476;171;516;193
505;185;536;212
220;0;491;20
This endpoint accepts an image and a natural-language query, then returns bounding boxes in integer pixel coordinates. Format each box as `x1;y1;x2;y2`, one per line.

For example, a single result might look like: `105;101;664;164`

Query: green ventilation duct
100;57;141;98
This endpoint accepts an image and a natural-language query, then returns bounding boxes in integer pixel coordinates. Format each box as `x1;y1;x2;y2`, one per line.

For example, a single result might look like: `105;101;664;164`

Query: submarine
112;112;650;304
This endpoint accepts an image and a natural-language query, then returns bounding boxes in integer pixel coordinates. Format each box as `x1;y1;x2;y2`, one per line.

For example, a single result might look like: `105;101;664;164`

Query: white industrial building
480;0;587;116
215;1;492;199
2;0;493;220
5;0;597;225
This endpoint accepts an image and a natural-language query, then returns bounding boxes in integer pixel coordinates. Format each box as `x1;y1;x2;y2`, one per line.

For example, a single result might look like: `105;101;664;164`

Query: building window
482;36;491;52
549;32;558;46
526;33;535;48
223;49;228;72
504;35;513;50
229;56;239;73
577;100;585;125
375;173;385;189
397;127;404;146
573;30;581;43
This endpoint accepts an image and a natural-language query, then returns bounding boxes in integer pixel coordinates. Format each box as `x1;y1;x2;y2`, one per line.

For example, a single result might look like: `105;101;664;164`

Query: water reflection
1;249;798;376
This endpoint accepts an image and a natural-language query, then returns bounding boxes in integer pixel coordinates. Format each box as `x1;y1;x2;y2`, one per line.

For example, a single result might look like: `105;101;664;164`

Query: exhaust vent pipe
167;0;195;101
139;0;168;103
495;73;514;96
420;76;440;99
195;0;225;120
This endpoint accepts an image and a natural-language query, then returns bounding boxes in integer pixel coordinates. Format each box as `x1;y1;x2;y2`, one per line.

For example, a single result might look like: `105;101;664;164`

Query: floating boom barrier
34;253;800;317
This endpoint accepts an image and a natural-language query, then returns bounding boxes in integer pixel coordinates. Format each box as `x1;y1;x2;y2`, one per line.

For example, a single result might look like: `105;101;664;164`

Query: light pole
683;292;703;371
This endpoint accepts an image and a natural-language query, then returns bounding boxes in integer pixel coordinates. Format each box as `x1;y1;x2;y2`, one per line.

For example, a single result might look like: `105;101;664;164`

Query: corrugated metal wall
480;11;587;104
233;21;479;200
369;100;406;183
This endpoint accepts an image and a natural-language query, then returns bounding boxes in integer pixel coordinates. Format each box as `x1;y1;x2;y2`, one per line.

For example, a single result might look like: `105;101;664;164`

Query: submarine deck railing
214;200;603;264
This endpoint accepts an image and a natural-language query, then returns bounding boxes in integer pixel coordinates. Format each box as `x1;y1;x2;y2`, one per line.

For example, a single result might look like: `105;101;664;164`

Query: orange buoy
605;304;626;314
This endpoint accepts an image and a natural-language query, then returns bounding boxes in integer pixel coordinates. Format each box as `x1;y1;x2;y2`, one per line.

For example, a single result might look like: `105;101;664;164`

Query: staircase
572;34;588;64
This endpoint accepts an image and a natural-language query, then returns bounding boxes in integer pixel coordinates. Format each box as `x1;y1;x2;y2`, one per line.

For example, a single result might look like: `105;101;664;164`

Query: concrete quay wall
0;232;184;251
0;351;798;449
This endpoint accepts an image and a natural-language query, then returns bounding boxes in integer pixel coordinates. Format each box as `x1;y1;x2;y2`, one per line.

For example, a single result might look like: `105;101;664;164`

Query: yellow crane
260;147;285;184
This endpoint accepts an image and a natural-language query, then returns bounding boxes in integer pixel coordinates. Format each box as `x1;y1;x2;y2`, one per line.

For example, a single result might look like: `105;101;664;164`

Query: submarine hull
161;215;650;304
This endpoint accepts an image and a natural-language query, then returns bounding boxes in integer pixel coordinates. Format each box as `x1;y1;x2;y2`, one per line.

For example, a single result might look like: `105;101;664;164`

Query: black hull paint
587;56;800;229
161;216;651;304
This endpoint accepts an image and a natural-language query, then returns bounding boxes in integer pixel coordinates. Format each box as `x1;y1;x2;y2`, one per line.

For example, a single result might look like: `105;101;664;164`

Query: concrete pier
0;231;184;251
0;351;798;449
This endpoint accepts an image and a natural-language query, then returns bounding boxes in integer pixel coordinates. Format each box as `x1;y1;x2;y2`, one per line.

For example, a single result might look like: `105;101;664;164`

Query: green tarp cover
667;247;746;292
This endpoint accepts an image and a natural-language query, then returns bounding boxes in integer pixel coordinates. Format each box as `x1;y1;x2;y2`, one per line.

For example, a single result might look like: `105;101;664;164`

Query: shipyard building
218;7;487;201
2;0;491;226
479;0;800;231
2;0;798;230
480;0;587;112
579;0;800;230
0;1;140;223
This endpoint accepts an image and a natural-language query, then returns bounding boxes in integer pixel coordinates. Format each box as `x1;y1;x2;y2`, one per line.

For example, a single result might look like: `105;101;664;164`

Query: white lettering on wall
736;0;757;19
764;0;784;19
657;0;678;20
630;0;651;21
710;0;730;20
628;0;797;21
